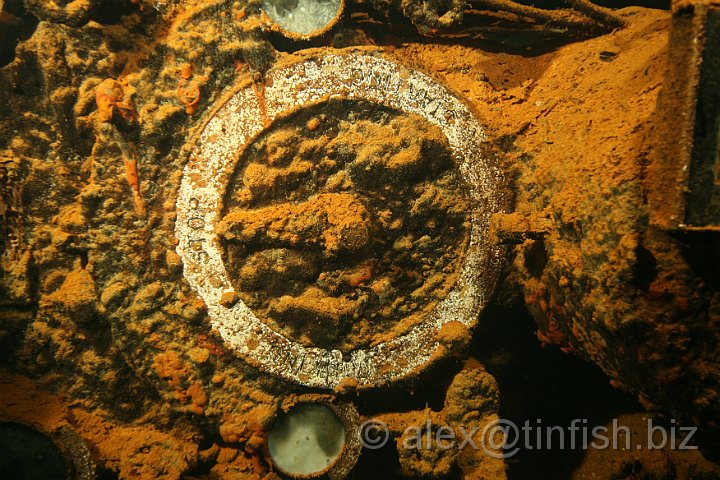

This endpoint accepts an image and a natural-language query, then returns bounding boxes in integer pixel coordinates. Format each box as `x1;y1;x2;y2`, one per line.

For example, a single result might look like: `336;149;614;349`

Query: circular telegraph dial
176;54;504;389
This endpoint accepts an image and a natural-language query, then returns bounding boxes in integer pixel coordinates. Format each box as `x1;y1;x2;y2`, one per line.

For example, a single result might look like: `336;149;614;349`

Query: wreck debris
2;0;720;477
359;0;626;39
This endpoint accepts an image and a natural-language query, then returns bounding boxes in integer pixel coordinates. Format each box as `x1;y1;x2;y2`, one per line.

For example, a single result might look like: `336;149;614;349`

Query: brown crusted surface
0;0;717;477
648;0;705;229
217;99;468;351
0;375;202;480
671;0;720;13
501;8;720;430
377;359;505;479
572;413;720;479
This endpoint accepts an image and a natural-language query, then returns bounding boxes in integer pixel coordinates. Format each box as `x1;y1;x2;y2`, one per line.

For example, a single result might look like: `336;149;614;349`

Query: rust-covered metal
650;0;720;229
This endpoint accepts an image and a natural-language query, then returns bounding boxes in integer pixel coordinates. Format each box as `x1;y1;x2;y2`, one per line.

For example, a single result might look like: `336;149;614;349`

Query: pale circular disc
176;53;505;389
262;0;344;38
267;403;345;477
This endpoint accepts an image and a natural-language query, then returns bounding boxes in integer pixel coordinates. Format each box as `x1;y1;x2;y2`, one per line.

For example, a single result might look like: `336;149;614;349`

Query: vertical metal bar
650;0;720;230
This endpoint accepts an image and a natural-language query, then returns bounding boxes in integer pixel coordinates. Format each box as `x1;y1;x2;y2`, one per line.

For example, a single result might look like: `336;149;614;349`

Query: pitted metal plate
176;54;504;388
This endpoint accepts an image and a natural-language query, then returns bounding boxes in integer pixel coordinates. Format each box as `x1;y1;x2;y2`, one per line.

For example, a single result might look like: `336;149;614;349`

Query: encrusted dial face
176;54;504;388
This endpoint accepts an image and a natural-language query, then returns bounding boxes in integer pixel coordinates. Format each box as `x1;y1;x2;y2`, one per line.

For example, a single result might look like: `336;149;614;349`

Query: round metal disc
176;53;504;389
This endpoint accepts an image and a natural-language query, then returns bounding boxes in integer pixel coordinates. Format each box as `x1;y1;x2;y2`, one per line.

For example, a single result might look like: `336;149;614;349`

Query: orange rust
197;333;228;357
179;62;194;80
234;59;248;73
252;81;269;127
345;262;374;286
536;318;568;348
122;156;146;215
94;78;125;123
178;82;201;114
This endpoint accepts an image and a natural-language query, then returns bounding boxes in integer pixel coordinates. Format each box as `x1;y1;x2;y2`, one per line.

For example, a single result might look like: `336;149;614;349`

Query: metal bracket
650;0;720;230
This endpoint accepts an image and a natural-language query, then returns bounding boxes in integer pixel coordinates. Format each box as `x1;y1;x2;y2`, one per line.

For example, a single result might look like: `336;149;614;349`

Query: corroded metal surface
650;0;720;229
176;54;504;388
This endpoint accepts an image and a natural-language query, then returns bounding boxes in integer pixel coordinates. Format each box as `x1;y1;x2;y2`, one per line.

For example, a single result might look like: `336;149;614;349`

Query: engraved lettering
188;238;206;251
187;216;206;230
192;250;209;263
